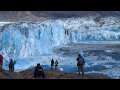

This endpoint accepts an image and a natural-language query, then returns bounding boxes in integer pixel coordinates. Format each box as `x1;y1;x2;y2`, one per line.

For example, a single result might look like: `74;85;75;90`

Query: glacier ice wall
0;16;120;71
0;22;65;59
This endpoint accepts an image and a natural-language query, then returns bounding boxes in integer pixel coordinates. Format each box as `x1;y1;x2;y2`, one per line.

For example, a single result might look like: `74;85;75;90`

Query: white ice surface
0;17;120;78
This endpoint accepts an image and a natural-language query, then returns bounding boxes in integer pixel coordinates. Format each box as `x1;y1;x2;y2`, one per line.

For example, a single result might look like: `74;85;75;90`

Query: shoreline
0;67;111;79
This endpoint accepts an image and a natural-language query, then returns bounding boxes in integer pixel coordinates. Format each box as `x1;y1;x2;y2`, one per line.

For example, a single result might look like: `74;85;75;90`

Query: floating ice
59;68;63;71
105;50;113;53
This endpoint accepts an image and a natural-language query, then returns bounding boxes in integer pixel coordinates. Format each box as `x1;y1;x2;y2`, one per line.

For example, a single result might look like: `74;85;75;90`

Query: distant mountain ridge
0;11;120;22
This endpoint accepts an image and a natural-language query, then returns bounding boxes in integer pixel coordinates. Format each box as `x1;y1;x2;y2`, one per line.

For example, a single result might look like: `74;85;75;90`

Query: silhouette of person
55;60;58;70
51;59;54;70
76;54;85;76
9;59;16;72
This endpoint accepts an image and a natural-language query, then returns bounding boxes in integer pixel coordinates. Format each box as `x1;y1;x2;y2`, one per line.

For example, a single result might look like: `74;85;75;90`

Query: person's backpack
37;67;43;75
77;57;85;65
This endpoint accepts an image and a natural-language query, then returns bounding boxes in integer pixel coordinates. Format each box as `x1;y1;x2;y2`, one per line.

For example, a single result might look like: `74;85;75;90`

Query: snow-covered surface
105;50;113;53
0;17;120;78
98;67;120;79
0;22;15;26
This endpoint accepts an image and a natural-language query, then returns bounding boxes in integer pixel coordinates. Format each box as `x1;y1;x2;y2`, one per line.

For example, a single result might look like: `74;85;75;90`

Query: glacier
0;17;120;78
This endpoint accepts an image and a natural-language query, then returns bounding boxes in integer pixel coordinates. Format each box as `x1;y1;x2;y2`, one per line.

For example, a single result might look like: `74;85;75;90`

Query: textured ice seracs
0;21;66;71
0;21;65;59
0;16;120;71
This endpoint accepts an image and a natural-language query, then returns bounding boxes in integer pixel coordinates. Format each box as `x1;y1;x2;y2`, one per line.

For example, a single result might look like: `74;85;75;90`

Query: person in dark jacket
0;53;3;71
9;59;16;72
34;63;45;79
76;54;85;76
51;59;54;70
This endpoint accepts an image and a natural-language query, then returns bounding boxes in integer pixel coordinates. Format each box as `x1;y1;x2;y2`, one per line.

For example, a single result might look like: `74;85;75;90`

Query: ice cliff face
0;16;120;71
0;21;65;60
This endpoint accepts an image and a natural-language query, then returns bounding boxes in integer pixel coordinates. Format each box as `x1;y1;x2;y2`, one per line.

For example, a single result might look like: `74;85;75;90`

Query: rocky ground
0;68;111;79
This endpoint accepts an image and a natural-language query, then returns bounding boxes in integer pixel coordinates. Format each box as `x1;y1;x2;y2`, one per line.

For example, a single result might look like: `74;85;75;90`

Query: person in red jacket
0;53;3;71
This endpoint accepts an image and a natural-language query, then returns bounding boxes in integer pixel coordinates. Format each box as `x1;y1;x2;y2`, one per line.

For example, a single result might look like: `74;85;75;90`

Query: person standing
9;59;16;72
76;54;85;76
0;53;3;71
51;59;54;70
55;60;58;70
